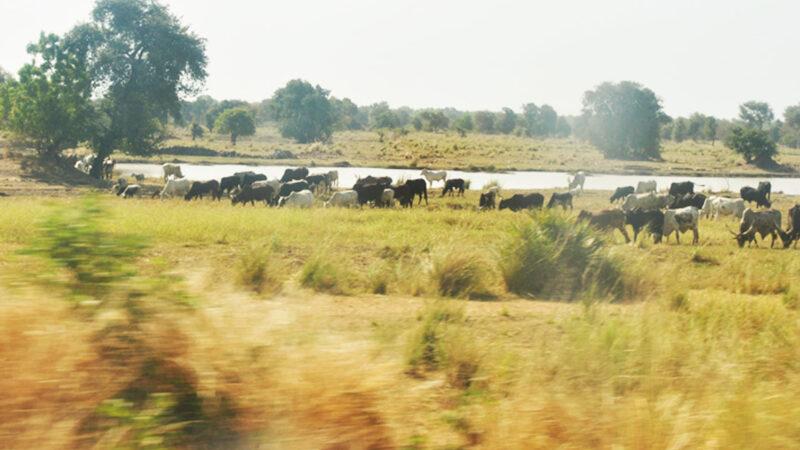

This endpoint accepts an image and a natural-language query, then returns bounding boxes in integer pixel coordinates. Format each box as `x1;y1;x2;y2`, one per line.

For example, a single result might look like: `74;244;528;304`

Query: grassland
3;188;800;448
115;126;800;177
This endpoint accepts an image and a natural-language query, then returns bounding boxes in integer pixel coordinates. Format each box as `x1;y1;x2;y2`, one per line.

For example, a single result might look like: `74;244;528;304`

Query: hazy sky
1;0;799;119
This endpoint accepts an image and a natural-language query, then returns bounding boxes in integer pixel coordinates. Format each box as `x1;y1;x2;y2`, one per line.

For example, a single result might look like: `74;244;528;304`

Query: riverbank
111;127;800;177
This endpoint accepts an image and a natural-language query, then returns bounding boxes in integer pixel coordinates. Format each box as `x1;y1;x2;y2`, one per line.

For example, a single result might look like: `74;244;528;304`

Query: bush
500;211;633;300
406;300;465;373
236;247;281;295
431;249;491;299
725;126;777;163
300;254;347;294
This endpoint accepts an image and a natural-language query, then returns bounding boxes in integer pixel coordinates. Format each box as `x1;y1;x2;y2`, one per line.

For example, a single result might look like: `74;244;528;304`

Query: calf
732;208;784;248
121;185;141;199
625;209;665;243
185;180;221;201
232;185;274;206
577;209;631;243
610;186;634;203
278;190;313;208
669;181;694;197
400;179;428;206
663;207;700;245
636;180;657;194
441;179;466;197
325;190;358;208
499;193;544;212
670;193;706;209
547;192;573;210
479;191;497;210
740;186;771;208
277;180;310;200
280;167;309;183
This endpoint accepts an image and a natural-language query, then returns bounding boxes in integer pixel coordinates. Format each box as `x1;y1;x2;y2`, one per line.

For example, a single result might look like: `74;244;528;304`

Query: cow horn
725;225;738;237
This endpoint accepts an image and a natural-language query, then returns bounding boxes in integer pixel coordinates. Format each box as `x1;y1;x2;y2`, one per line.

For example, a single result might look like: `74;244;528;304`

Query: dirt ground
0;154;107;197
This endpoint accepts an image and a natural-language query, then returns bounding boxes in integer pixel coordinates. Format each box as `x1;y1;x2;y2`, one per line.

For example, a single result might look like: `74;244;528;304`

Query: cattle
121;185;141;199
381;188;395;207
159;177;192;199
610;186;635;203
625;209;665;243
280;167;309;183
277;180;310;200
278;190;313;208
325;170;339;188
479;191;497;210
354;183;385;207
220;176;240;196
102;158;115;180
74;154;96;175
636;180;657;194
547;192;573;210
232;185;275;207
421;169;447;186
577;210;631;243
782;205;800;248
758;181;772;201
114;178;129;196
621;192;670;212
353;176;392;190
670;193;707;209
568;171;587;192
325;190;358;208
701;196;745;220
394;179;428;207
132;173;146;182
669;181;694;198
235;172;267;188
499;193;544;212
305;174;329;193
185;180;221;201
740;186;771;208
663;207;700;245
731;209;785;248
441;179;466;197
162;164;183;181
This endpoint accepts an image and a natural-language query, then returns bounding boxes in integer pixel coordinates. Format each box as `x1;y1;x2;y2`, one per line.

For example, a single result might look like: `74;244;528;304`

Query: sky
1;0;799;119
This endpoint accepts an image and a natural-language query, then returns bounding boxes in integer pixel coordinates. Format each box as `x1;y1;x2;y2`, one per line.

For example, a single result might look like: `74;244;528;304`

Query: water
117;163;800;195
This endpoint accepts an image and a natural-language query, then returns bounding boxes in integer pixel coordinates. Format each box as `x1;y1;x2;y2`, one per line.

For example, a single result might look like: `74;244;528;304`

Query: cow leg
693;228;699;245
619;226;631;244
675;232;680;245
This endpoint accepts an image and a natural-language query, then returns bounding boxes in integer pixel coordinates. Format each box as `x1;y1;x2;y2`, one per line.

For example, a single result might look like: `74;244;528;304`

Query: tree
672;118;688;142
581;81;663;160
687;113;706;140
555;116;572;138
271;79;335;143
739;101;774;129
0;66;11;84
214;108;255;145
454;113;474;132
415;110;449;132
474;111;496;134
704;116;718;145
785;104;800;129
205;100;248;130
725;125;777;163
496;107;517;134
539;105;558;136
181;95;217;125
782;104;800;148
331;97;362;130
368;102;398;129
66;0;207;175
520;103;541;136
2;34;94;158
191;123;204;141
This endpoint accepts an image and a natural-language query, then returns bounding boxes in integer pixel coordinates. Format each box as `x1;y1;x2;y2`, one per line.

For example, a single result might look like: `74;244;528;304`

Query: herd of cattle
111;165;800;249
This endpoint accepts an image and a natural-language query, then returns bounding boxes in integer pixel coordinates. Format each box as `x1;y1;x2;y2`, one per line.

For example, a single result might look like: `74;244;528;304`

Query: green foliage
205;99;248;130
704;116;718;143
96;393;187;449
473;111;496;134
520;103;560;137
271;79;336;143
581;81;664;160
2;34;94;157
414;110;449;132
332;97;364;130
190;123;204;141
739;101;774;129
431;249;490;299
454;113;474;132
214;108;255;145
406;300;465;372
368;102;399;129
724;125;777;163
672;117;688;142
300;253;346;294
496;107;517;134
236;246;281;294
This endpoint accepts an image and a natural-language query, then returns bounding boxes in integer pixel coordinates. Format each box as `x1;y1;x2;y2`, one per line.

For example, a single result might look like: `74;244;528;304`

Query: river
117;163;799;194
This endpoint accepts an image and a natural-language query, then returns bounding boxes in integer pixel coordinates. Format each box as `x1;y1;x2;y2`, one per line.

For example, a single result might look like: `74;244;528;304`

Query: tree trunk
231;133;237;146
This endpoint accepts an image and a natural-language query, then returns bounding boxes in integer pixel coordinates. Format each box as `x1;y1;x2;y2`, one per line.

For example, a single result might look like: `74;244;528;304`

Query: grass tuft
431;248;491;299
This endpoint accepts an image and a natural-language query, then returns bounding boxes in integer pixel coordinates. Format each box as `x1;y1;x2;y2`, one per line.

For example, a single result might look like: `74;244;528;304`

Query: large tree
496;107;517;134
581;81;664;160
271;79;335;143
66;0;207;175
738;101;774;130
214;108;255;145
205;100;248;130
1;34;94;158
725;125;777;163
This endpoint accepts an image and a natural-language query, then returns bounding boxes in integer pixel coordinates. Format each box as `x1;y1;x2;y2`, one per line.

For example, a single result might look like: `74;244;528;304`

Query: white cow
74;154;96;175
159;177;192;199
325;170;339;188
162;164;183;181
279;190;313;208
568;171;587;192
421;169;447;186
381;188;395;207
622;192;671;212
702;196;745;220
663;206;700;245
325;190;358;208
636;180;657;194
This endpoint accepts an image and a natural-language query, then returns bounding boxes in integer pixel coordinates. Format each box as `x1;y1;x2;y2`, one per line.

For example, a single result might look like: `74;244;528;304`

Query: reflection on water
117;163;799;195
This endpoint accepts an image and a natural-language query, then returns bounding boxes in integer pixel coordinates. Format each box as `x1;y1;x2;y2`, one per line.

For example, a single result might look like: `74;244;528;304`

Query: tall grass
431;248;492;299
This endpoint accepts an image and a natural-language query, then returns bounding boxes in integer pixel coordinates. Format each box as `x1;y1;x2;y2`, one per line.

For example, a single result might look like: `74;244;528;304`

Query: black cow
669;182;695;197
220;176;240;196
740;186;771;208
280;167;309;183
231;185;274;207
442;179;466;197
479;191;496;210
404;179;428;206
625;209;665;243
240;173;267;188
499;193;544;212
305;174;328;192
354;183;385;207
277;180;310;199
784;204;800;248
185;180;221;201
610;186;635;203
547;192;573;210
669;193;707;209
353;176;392;190
758;181;772;201
393;184;413;208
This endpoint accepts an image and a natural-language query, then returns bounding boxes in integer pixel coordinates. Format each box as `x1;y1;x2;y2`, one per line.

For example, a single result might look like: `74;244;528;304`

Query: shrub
431;249;490;299
725;126;777;163
236;247;281;295
300;254;346;294
406;300;464;373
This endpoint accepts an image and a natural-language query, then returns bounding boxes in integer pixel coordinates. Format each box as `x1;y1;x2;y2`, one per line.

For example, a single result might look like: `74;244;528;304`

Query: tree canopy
214;108;255;145
725;126;777;163
271;79;335;143
581;81;664;160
